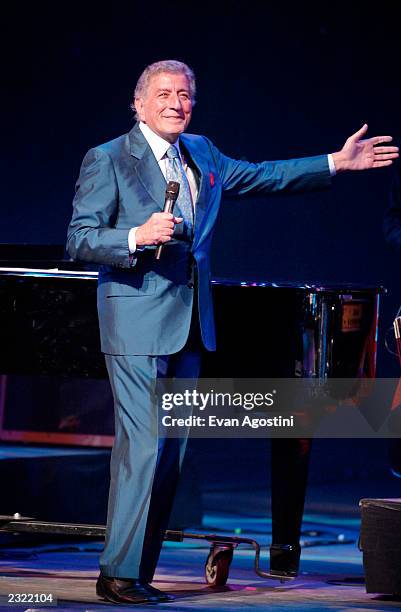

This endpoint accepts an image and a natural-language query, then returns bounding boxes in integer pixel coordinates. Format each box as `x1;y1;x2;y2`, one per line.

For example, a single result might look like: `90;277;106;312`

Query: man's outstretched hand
332;124;399;173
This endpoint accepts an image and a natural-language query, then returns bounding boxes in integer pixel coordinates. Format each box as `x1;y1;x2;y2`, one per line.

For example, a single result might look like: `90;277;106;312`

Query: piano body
0;254;382;576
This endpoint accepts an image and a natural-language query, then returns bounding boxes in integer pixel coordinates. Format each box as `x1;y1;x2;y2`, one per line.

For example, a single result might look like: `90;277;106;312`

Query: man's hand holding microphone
135;211;183;247
134;181;181;259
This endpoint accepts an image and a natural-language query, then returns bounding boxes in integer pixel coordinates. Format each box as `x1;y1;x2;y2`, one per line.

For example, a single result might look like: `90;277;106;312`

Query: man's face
135;72;192;143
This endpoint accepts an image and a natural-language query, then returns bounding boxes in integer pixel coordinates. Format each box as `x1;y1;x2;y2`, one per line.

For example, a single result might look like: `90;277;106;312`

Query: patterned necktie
165;145;194;233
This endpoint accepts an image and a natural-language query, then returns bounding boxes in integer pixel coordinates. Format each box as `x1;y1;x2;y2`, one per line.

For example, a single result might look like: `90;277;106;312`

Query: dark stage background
2;0;401;464
3;2;401;375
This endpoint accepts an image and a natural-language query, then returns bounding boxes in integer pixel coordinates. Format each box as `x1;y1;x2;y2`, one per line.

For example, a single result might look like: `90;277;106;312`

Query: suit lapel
180;135;210;241
128;125;211;232
128;124;166;211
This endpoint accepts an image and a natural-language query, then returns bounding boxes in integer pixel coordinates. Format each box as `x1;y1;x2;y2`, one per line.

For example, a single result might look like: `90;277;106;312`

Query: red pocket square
209;172;215;187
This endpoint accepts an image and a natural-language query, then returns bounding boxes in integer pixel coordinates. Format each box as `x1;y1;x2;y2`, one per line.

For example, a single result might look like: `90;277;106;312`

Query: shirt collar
139;122;181;162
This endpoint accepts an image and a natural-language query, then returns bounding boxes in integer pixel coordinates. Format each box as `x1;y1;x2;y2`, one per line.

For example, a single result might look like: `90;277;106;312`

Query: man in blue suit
67;60;398;604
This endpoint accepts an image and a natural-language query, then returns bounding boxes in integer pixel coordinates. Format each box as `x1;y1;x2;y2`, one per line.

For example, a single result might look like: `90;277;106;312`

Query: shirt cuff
128;227;139;253
327;154;336;176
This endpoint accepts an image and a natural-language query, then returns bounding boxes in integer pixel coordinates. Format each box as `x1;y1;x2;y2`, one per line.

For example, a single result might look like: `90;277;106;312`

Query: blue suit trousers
99;315;202;580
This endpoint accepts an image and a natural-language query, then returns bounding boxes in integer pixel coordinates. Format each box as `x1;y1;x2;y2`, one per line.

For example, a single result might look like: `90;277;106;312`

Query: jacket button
187;282;194;289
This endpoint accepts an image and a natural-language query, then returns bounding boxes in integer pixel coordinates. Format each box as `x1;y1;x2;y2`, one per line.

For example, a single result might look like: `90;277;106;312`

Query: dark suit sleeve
384;168;401;253
204;138;332;196
67;147;134;268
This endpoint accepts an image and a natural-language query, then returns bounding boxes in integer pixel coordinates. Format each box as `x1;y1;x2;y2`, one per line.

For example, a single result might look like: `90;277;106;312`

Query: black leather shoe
141;582;175;602
269;543;301;577
96;574;174;604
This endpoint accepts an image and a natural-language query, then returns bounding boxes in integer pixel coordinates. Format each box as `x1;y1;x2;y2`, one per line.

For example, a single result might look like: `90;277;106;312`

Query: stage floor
0;504;399;611
1;439;401;610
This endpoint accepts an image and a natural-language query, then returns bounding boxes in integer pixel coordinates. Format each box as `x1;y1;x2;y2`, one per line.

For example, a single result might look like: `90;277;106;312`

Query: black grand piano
0;245;382;579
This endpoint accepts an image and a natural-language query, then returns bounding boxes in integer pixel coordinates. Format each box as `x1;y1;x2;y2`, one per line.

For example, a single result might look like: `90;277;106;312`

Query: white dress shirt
128;122;198;253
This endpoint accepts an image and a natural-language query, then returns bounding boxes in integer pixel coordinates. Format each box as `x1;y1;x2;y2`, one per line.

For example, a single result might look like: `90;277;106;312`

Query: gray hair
131;60;196;119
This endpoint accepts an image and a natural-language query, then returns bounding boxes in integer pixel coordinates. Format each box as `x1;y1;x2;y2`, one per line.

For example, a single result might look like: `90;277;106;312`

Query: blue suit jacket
67;124;331;355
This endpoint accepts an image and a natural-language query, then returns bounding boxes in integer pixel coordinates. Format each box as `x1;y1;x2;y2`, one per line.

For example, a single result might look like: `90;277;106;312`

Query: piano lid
0;267;98;280
211;277;386;293
0;268;386;293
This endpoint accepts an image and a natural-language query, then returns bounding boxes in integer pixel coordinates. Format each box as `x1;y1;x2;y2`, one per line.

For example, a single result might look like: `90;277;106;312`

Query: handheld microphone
155;181;180;260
